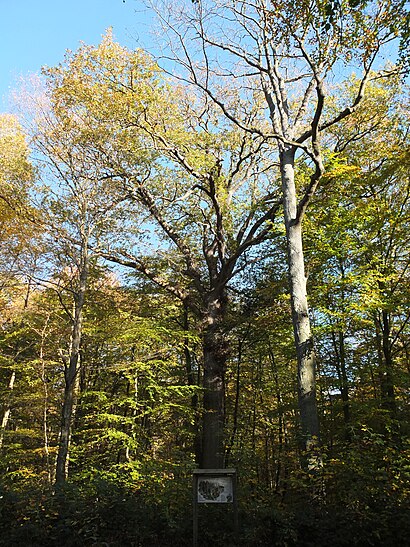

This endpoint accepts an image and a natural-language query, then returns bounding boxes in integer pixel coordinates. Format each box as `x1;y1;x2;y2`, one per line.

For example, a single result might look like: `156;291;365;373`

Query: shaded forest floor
1;476;409;547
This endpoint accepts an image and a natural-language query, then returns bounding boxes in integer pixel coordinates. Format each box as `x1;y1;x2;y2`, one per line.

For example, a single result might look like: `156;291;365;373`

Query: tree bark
0;280;32;450
0;370;16;450
225;337;243;466
201;291;227;469
268;344;287;494
375;310;396;413
280;147;321;468
331;330;351;427
182;304;201;464
39;317;52;484
55;255;88;486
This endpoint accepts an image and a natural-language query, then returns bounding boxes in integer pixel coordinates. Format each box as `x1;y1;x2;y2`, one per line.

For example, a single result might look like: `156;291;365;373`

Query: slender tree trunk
182;304;201;464
55;255;88;486
0;280;32;450
0;371;16;450
201;291;227;469
331;330;351;428
337;265;351;426
381;310;395;412
225;338;243;466
280;147;321;469
125;354;140;463
338;331;350;425
375;310;396;413
39;317;52;484
55;323;83;485
268;344;286;494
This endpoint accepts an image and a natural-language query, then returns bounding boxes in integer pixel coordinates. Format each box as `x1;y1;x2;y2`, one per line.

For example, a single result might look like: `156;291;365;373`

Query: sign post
192;469;238;546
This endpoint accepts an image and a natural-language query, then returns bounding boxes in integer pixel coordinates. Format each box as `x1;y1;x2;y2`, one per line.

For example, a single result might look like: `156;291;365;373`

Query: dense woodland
0;1;409;545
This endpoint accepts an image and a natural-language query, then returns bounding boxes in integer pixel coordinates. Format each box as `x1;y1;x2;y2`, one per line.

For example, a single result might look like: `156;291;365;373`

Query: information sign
197;474;233;503
192;469;238;546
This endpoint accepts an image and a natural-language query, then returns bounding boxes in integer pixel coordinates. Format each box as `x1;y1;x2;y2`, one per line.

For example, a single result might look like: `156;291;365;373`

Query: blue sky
0;0;154;110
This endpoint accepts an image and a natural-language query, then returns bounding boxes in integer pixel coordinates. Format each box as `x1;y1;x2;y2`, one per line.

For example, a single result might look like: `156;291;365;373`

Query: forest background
0;1;409;545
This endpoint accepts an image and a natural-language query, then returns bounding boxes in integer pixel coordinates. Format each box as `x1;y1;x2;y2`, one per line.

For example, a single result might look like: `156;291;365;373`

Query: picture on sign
197;476;233;503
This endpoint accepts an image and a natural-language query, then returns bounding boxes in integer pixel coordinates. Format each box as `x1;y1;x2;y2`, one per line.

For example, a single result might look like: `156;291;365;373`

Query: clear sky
0;0;155;111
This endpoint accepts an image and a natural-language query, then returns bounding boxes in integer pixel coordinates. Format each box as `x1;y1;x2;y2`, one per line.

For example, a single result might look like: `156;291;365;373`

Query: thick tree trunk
55;257;88;486
280;147;321;468
201;292;227;469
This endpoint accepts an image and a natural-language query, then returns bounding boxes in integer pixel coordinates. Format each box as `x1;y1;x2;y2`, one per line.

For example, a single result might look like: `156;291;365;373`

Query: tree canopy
0;5;409;546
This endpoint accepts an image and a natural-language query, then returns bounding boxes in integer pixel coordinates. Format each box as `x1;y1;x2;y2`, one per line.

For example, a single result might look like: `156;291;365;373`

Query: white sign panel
197;476;233;503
